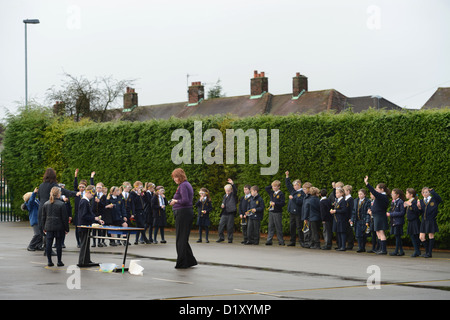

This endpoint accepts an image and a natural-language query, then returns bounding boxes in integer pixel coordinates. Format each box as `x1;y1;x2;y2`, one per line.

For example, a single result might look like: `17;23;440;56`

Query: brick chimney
251;70;268;96
293;72;308;96
123;87;138;109
188;81;204;104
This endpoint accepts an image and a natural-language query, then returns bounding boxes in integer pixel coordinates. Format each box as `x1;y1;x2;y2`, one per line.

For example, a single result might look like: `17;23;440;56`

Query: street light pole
23;19;40;108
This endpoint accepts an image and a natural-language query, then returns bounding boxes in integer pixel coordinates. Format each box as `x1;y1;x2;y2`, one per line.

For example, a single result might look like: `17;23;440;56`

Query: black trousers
78;228;92;266
174;208;197;269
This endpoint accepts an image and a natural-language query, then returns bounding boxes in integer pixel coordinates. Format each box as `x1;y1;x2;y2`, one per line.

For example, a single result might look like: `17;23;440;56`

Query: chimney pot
292;73;308;96
250;71;268;96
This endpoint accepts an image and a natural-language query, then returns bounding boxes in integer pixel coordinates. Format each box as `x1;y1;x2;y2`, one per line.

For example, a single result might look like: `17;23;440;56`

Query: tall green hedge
3;108;449;248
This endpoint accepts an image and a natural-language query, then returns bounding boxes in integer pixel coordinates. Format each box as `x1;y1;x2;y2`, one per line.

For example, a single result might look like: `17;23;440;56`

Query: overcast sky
1;0;449;120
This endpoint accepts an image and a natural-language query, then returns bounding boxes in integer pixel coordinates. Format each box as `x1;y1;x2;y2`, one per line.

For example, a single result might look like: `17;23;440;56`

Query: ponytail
49;187;61;204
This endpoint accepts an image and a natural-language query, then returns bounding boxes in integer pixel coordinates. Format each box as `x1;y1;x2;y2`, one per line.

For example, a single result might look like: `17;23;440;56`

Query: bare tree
46;72;135;121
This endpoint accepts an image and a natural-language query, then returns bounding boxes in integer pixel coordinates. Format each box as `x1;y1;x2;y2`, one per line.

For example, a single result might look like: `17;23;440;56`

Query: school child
121;182;132;225
417;187;442;258
343;185;355;250
143;182;155;243
151;186;168;244
244;186;265;245
387;188;406;256
285;171;305;246
92;182;107;247
217;178;238;243
304;187;321;249
239;185;252;244
351;189;371;252
24;188;42;251
105;186;127;246
265;180;286;246
319;189;332;250
58;183;72;249
73;169;94;248
364;176;390;255
404;188;421;257
77;185;104;267
195;188;212;243
330;187;349;251
367;193;380;253
301;182;313;247
130;181;148;244
41;187;69;267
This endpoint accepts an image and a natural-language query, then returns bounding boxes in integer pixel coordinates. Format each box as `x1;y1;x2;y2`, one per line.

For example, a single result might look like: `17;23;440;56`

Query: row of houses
56;71;450;122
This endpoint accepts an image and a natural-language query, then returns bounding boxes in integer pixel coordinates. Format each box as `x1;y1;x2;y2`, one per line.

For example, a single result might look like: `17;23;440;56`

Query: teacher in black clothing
169;168;197;269
364;175;390;255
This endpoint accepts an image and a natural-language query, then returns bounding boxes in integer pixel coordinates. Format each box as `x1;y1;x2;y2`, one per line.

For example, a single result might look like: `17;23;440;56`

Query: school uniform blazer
130;191;145;214
345;196;354;220
334;198;349;223
351;198;371;224
305;196;321;222
265;186;286;213
366;184;389;217
151;194;168;217
389;198;405;226
92;194;106;217
418;190;442;221
301;194;311;220
406;199;420;222
285;177;305;215
319;197;332;222
78;197;96;225
107;196;126;223
239;195;252;216
248;195;265;220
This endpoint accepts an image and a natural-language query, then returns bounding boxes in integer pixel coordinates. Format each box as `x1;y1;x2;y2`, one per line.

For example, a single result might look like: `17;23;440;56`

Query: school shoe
197;239;202;243
57;261;64;267
161;240;167;244
287;242;295;246
216;239;224;243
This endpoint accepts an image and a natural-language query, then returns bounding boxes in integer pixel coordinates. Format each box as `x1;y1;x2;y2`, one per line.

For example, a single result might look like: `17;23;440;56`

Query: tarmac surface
1;221;450;302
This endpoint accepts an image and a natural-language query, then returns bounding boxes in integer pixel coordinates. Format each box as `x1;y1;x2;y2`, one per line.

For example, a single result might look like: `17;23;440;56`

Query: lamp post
23;19;40;108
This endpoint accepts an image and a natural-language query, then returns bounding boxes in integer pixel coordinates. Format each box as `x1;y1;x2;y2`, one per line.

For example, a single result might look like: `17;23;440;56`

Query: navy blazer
248;194;265;220
265;186;286;213
389;198;405;226
366;183;389;218
334;198;349;223
285;177;305;215
352;197;371;224
418;189;442;221
78;198;96;225
305;196;321;222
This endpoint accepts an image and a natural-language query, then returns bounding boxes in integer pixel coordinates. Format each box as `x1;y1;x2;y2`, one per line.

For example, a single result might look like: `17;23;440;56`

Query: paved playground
1;221;449;304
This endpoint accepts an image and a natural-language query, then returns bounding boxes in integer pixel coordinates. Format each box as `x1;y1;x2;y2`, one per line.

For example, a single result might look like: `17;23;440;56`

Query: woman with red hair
169;168;197;268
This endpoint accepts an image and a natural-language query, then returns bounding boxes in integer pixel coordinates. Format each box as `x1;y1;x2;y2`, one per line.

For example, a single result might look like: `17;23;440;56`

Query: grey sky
1;0;449;120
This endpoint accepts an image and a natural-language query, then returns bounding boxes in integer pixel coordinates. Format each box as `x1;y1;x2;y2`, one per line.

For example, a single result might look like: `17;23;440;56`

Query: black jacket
41;198;69;233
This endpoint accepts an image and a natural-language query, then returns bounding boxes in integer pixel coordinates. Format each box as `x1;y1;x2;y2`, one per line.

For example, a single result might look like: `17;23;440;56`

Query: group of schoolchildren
193;172;443;259
24;169;443;259
24;169;170;254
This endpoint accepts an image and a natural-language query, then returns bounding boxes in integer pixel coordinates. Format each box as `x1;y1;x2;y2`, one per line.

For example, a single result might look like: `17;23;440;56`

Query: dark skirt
407;219;421;235
420;219;439;234
373;213;388;231
197;214;211;227
174;207;197;269
390;224;404;236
